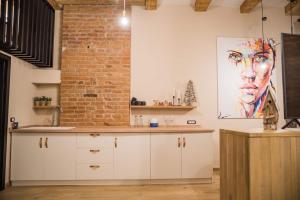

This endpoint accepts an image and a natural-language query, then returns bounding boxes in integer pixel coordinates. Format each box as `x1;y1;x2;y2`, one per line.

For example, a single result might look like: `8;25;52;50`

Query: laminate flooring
0;171;219;200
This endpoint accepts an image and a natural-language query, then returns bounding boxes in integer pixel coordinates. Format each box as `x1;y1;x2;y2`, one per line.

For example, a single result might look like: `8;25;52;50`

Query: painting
217;37;277;119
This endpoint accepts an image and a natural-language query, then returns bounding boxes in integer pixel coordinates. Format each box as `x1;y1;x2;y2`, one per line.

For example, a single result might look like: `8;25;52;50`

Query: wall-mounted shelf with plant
33;96;57;109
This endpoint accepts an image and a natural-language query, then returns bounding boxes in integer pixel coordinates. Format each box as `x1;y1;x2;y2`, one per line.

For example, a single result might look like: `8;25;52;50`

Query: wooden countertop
221;128;300;137
12;126;214;134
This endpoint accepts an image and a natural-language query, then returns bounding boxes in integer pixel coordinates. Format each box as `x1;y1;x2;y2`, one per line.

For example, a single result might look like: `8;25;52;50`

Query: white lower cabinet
181;133;213;179
43;134;76;180
11;133;76;181
114;134;150;180
150;134;182;179
11;133;45;180
11;131;212;184
150;133;213;180
76;133;114;180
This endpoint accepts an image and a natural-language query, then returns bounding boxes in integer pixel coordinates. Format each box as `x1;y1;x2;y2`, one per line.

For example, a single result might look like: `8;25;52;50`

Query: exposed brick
60;5;130;127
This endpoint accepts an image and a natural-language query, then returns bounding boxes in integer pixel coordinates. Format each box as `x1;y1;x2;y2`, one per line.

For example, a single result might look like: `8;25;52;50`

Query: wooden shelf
32;82;61;86
33;105;59;109
131;105;196;110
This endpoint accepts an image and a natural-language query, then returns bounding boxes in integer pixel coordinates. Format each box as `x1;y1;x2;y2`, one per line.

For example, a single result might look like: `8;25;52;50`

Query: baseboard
11;178;212;186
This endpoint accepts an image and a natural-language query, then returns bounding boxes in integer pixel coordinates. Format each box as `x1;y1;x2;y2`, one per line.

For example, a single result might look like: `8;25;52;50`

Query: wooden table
220;128;300;200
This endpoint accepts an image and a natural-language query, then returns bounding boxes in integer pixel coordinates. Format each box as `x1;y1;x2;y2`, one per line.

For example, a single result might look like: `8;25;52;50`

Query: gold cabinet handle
114;138;118;148
39;138;43;148
183;137;186;148
90;149;100;153
89;165;100;169
45;137;48;148
178;137;181;148
90;133;100;137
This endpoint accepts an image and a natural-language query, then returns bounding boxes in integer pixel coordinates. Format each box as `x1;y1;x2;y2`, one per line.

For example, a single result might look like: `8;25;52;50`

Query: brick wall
60;5;130;127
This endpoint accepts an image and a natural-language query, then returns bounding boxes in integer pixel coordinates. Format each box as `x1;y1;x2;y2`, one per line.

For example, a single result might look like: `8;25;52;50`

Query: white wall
3;10;62;184
131;5;300;167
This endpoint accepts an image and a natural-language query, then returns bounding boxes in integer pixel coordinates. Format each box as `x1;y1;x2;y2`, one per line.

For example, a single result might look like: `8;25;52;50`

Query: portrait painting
217;37;277;119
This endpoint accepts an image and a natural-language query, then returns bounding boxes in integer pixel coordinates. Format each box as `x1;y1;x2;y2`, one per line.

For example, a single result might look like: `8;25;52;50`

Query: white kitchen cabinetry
181;133;213;179
11;131;213;185
151;133;213;180
76;133;114;180
150;134;182;179
11;133;44;180
11;133;76;181
44;134;76;180
114;134;150;180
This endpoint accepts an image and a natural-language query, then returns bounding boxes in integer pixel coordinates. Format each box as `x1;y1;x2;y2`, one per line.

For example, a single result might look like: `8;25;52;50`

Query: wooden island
220;128;300;200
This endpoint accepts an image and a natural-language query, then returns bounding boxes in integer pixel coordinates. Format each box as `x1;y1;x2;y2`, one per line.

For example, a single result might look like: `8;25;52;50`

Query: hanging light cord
123;0;126;15
261;0;265;52
290;0;293;35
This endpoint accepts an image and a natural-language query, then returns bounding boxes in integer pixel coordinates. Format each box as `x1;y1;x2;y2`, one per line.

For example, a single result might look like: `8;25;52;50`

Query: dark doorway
0;53;10;190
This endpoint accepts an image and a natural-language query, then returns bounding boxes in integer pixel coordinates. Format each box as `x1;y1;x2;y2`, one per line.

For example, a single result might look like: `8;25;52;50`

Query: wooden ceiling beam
285;0;300;16
194;0;212;12
240;0;261;13
55;0;145;6
145;0;157;10
47;0;63;10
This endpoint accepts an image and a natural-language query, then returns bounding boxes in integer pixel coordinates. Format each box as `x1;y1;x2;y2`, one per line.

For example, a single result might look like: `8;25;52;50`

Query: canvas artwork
217;37;277;119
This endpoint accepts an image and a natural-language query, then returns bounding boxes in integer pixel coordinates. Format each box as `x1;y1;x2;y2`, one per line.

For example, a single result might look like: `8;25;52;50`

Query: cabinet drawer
77;163;114;180
77;148;113;163
77;133;113;148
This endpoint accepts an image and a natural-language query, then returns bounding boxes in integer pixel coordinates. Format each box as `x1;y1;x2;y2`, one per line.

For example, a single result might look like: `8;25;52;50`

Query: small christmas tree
184;80;197;106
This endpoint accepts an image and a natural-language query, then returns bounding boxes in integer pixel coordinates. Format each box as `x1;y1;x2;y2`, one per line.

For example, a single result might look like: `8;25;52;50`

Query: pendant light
289;0;296;35
120;0;129;27
261;0;267;51
260;0;267;70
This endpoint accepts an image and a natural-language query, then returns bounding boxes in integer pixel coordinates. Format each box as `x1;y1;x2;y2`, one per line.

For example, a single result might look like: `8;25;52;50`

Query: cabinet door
181;133;213;179
151;134;181;179
114;134;150;180
11;133;44;180
44;133;76;180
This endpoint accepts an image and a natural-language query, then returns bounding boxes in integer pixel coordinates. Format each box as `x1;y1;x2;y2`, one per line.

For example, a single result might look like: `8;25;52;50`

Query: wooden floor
0;172;219;200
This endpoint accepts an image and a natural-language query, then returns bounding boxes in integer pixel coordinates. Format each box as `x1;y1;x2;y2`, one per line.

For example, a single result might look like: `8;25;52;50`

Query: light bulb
120;10;129;27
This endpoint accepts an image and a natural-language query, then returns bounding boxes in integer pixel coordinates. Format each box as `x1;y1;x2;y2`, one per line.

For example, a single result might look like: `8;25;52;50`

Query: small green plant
33;96;53;107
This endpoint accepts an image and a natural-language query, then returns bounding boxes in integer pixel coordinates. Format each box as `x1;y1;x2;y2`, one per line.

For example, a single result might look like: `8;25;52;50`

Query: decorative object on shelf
263;89;279;131
184;80;197;106
131;97;146;106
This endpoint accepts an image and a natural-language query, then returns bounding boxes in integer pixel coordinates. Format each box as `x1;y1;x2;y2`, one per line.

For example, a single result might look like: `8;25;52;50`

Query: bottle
134;115;139;127
139;115;144;127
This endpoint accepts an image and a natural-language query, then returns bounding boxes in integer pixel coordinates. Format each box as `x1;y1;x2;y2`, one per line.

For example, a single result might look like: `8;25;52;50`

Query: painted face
227;39;275;104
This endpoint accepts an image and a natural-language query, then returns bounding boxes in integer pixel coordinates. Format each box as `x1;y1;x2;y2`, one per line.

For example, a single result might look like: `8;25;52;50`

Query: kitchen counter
220;129;300;200
220;128;300;137
12;125;214;134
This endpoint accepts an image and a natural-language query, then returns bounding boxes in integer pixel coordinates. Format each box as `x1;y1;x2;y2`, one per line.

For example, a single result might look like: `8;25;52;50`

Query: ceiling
160;0;287;8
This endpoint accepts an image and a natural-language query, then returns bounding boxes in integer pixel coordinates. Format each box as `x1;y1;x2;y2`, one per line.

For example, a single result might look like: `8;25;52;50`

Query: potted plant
33;97;40;106
45;97;52;106
40;96;47;106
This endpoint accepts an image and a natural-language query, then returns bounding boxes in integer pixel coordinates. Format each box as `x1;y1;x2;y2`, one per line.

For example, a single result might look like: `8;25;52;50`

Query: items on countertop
150;118;159;128
10;117;19;129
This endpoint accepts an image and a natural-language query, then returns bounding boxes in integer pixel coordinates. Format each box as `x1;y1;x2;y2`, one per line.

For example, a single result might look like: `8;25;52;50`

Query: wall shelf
32;82;61;86
33;105;59;110
131;105;196;110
